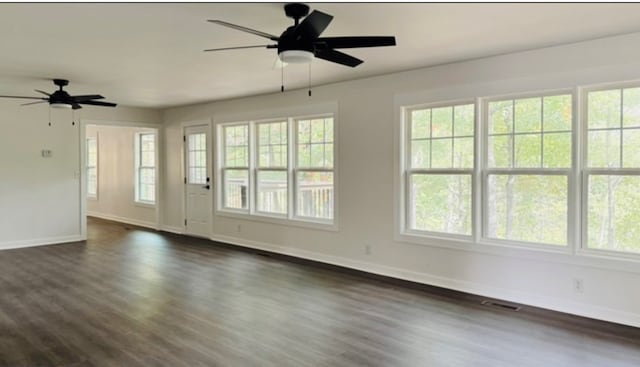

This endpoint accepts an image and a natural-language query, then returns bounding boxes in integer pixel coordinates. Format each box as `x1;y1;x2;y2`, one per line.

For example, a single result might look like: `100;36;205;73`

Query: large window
585;86;640;254
135;133;156;204
405;102;474;237
218;114;335;225
86;137;98;198
485;94;572;246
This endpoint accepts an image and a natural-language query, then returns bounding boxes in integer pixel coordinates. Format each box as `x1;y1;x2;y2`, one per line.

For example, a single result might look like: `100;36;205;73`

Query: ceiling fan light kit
278;50;314;64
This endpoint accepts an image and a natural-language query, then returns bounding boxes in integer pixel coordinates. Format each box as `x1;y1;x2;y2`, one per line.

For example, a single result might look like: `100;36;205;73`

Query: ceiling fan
0;79;117;110
204;3;396;67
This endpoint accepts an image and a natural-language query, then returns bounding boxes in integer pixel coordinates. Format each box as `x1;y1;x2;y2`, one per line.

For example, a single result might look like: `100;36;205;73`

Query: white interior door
184;124;212;237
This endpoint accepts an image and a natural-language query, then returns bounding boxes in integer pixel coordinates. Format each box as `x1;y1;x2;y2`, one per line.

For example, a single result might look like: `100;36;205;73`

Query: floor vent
481;300;521;312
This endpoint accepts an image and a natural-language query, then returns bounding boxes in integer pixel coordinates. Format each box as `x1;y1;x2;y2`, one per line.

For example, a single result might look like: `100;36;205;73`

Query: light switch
41;149;53;158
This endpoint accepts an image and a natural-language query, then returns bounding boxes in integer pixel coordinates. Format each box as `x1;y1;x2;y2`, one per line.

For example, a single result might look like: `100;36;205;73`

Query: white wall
162;32;640;327
0;102;160;249
86;125;157;228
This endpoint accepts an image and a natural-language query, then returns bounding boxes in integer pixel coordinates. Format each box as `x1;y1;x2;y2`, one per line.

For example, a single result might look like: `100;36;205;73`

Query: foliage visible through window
296;117;334;220
257;121;287;214
486;94;572;246
586;87;640;253
223;125;249;210
136;133;156;204
87;137;98;198
407;103;474;236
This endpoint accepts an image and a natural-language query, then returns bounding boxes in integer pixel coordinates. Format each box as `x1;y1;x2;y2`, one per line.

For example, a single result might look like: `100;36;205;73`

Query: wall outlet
364;245;372;255
573;278;584;293
41;149;53;158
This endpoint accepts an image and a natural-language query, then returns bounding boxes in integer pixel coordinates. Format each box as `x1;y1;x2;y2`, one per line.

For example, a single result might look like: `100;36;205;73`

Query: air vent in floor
481;300;521;311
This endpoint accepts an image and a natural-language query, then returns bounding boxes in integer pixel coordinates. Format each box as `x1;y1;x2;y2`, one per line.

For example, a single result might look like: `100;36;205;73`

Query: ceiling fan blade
79;100;117;107
34;89;51;96
207;20;279;41
316;36;396;49
21;100;48;106
204;44;276;52
315;49;363;67
296;10;333;40
72;95;104;102
0;95;47;100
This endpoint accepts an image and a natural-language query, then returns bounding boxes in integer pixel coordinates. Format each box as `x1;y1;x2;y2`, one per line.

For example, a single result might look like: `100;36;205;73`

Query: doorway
183;123;212;237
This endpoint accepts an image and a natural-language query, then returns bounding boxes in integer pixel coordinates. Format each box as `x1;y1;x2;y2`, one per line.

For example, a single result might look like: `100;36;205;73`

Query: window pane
543;132;571;168
623;129;640;167
431;107;453;138
224;126;247;167
487;175;567;245
258;121;287;168
409;174;471;235
514;134;541;168
453;104;474;137
489;100;513;134
514;98;541;133
296;171;333;220
453;137;473;169
411;109;430;139
257;170;287;214
188;132;207;184
87;167;97;196
431;139;452;168
623;88;640;128
588;130;621;168
588;175;640;253
297;117;333;169
488;135;511;168
224;169;248;209
588;89;621;129
411;140;430;169
543;95;572;132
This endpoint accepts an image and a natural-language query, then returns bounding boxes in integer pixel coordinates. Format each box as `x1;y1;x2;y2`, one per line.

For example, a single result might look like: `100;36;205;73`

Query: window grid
218;114;335;225
484;94;573;247
222;124;249;210
188;133;207;185
136;133;156;204
406;102;475;237
584;85;640;255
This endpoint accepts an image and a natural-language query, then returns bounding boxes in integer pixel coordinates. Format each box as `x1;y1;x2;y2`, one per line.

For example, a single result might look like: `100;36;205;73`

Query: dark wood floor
1;218;639;367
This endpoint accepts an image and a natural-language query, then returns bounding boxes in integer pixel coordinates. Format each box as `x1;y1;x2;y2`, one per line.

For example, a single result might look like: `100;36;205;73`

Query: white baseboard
88;212;157;230
0;235;83;251
160;225;184;235
210;233;640;329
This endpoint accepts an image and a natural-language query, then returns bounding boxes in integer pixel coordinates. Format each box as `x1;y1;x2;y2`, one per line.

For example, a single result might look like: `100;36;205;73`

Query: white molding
209;233;640;328
160;225;184;235
0;235;83;251
88;212;157;230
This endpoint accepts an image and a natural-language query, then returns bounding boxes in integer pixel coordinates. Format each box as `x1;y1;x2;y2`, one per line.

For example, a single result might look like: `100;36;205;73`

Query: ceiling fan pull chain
48;106;52;127
72;109;75;126
281;64;285;93
308;63;312;97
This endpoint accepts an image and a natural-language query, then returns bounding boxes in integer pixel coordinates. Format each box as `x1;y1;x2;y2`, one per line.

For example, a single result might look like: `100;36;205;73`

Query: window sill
134;201;156;209
216;209;338;232
87;196;98;201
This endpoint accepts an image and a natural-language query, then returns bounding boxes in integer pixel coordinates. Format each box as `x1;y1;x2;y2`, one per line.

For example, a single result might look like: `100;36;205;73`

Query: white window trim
86;136;98;200
216;112;338;231
578;82;640;261
134;132;157;206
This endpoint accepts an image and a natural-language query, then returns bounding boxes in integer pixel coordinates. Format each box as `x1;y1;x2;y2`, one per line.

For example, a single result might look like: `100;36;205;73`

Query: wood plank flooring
0;217;639;367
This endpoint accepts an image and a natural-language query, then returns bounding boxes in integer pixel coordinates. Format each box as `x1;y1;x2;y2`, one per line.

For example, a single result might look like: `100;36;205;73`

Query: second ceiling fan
205;3;396;67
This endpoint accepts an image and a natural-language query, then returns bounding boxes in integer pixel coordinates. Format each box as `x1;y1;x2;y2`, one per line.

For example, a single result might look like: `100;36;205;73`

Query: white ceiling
1;3;640;109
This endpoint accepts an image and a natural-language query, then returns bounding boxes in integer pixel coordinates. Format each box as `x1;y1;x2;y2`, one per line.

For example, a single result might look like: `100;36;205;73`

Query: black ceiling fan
0;79;117;110
204;3;396;67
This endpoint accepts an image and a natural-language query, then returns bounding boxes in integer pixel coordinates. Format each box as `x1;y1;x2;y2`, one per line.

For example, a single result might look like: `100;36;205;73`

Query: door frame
182;119;214;236
79;119;163;240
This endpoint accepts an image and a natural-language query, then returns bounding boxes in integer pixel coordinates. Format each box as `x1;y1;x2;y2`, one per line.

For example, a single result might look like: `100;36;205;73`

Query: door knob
203;185;210;190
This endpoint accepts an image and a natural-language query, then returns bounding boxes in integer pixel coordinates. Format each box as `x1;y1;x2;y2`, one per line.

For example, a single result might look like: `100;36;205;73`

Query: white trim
0;235;83;251
209;233;640;328
87;212;157;230
160;225;184;235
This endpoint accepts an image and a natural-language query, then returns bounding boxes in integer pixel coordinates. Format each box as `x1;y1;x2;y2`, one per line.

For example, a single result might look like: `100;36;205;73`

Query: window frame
216;112;337;230
402;99;477;241
134;132;157;206
579;81;640;260
86;136;98;200
219;122;250;213
480;89;576;250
